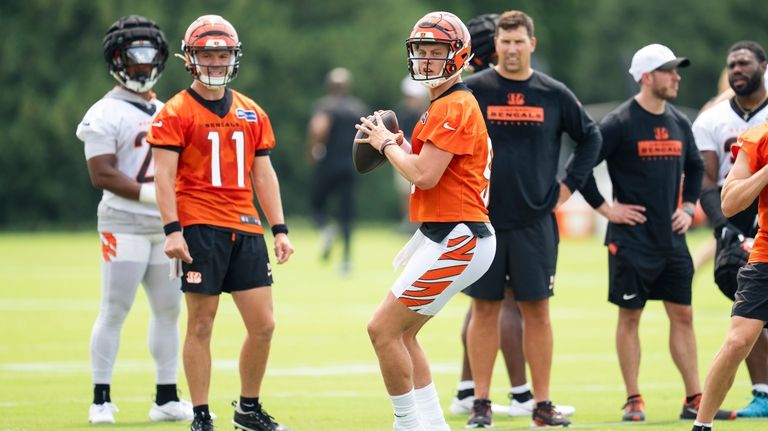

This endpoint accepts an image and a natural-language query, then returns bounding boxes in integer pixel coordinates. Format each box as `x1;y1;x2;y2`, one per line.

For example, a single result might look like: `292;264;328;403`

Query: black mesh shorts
181;225;273;295
733;263;768;326
608;244;693;309
464;213;558;301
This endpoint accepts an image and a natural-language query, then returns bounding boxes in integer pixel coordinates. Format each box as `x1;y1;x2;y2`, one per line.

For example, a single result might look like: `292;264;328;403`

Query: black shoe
691;426;712;431
466;398;492;428
680;394;737;420
191;414;215;431
232;401;289;431
532;400;571;428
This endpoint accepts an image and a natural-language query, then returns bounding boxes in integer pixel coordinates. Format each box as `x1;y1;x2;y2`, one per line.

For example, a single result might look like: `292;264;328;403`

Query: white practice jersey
693;97;768;187
76;87;164;217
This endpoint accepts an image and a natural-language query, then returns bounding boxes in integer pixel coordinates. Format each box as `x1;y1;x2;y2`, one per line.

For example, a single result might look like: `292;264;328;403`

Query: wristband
380;140;397;156
139;184;157;204
271;223;289;236
163;221;182;236
682;206;695;218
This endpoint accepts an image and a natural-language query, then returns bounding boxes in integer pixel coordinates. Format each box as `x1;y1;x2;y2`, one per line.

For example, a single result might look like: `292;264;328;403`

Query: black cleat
680;394;736;420
190;414;215;431
621;395;645;422
232;401;289;431
532;400;571;428
466;398;492;428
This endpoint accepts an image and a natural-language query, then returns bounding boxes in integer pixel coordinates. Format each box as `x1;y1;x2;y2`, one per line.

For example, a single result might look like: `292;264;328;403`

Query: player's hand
671;208;693;234
606;200;647;225
554;182;572;210
273;233;294;264
164;231;192;263
355;112;397;152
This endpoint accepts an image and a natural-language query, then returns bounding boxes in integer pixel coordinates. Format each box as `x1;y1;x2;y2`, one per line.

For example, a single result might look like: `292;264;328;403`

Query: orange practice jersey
147;89;275;234
409;86;491;223
736;122;768;263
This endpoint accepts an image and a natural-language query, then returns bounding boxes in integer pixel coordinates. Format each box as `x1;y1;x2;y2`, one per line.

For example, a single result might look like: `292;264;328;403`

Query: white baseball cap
628;44;690;82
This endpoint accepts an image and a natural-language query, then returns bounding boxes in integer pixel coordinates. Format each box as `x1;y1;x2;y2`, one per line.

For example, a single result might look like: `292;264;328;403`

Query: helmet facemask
407;41;462;89
184;46;241;89
111;40;165;93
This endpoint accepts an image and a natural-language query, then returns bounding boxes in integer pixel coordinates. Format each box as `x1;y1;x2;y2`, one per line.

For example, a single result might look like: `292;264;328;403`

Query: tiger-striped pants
390;223;496;316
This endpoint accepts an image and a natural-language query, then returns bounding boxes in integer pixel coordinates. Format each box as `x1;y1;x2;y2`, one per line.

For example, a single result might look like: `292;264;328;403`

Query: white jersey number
208;130;245;188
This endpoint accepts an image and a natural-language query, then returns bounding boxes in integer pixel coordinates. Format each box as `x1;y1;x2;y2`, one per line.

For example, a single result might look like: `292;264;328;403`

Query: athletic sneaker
737;390;768;417
691;426;711;431
149;399;194;421
88;402;118;423
232;401;289;431
450;395;475;414
466;398;493;428
531;401;571;428
679;393;737;420
621;395;645;422
191;414;215;431
503;397;576;417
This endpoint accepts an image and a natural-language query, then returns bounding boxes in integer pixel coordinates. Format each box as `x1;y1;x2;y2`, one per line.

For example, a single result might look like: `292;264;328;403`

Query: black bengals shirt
581;98;704;252
465;69;601;229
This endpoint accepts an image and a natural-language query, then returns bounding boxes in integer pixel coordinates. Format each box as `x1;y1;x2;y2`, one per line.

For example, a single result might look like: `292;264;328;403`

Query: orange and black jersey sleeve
465;69;601;229
580;99;703;251
147;88;276;234
409;83;490;223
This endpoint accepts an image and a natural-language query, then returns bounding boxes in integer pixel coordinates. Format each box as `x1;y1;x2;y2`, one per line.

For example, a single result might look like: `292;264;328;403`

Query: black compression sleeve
700;188;728;229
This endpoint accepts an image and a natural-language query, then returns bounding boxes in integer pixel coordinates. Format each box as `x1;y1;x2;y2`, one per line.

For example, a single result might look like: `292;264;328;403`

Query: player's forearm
253;161;286;226
722;167;768;217
86;155;143;201
151;149;179;224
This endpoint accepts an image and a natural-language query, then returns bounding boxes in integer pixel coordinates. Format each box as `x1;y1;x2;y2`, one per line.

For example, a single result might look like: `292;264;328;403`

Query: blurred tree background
1;0;767;229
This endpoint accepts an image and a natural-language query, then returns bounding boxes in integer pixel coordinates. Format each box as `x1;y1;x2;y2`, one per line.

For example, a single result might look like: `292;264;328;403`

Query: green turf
0;226;764;430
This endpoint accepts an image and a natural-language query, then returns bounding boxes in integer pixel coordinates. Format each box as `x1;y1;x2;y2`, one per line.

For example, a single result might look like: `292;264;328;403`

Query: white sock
390;389;422;431
510;383;531;394
457;380;475;391
694;420;713;427
415;382;449;431
753;383;768;394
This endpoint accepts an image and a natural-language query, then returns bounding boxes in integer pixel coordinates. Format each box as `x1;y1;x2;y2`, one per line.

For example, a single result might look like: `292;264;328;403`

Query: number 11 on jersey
208;130;245;187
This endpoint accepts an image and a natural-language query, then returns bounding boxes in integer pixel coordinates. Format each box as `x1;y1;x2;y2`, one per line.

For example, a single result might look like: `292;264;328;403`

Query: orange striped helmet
406;12;472;88
181;15;241;88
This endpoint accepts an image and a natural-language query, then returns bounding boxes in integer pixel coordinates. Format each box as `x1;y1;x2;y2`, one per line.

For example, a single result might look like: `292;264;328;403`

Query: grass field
1;224;765;430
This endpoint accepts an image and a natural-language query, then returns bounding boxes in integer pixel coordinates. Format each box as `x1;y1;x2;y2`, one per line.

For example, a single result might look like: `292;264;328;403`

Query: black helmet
466;13;499;72
103;15;168;92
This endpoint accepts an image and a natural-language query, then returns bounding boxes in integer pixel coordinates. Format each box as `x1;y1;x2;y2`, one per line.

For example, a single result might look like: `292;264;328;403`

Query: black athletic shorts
181;225;273;295
733;263;768;326
608;244;693;309
464;213;558;301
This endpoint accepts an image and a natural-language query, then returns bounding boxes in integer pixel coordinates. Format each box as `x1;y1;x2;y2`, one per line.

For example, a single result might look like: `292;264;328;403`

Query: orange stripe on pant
101;232;117;262
399;236;477;310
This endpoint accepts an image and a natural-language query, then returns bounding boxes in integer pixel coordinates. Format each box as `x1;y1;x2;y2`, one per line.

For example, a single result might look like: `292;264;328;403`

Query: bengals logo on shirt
637;127;681;158
487;92;543;123
507;93;525;106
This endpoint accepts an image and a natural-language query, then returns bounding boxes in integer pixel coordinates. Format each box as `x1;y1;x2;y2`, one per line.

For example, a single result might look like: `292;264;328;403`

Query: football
352;110;399;174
